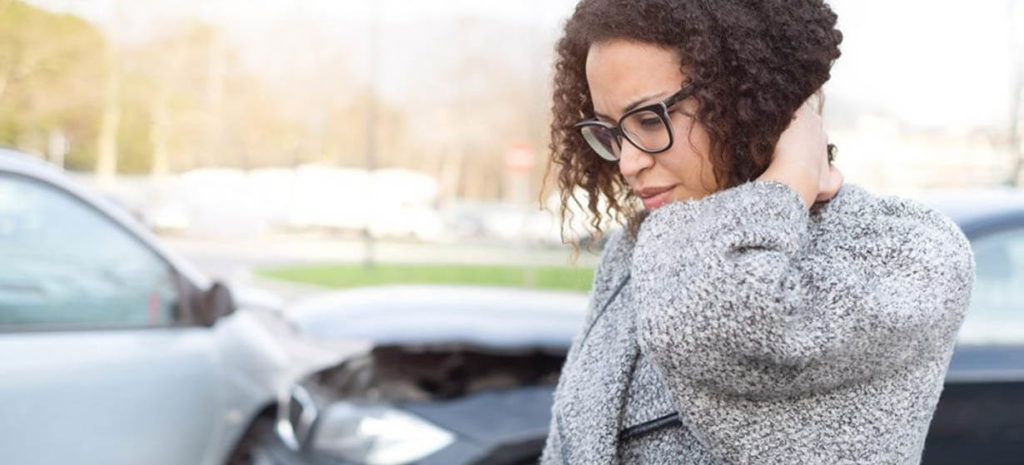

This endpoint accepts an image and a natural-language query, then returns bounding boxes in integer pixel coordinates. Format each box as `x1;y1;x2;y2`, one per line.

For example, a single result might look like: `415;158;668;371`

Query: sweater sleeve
631;180;975;399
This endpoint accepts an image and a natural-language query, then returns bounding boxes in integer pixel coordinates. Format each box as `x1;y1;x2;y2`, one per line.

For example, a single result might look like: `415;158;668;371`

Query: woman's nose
617;141;654;178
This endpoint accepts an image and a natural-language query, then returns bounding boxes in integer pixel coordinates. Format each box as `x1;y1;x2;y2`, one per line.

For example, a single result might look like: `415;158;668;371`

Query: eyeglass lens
580;125;621;161
580;110;671;161
622;110;670;153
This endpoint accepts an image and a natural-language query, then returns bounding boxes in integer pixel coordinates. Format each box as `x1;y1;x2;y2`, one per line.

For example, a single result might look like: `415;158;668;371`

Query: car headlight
276;383;321;451
312;401;456;465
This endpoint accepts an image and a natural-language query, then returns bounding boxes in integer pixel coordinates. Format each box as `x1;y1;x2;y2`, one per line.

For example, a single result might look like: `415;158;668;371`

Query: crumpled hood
286;285;588;349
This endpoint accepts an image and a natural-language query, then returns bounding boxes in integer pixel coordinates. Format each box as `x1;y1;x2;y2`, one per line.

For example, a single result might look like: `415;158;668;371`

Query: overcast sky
25;0;1024;130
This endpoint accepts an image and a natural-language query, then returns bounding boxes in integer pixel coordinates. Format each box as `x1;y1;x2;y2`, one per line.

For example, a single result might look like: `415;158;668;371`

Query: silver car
0;149;354;465
267;285;589;465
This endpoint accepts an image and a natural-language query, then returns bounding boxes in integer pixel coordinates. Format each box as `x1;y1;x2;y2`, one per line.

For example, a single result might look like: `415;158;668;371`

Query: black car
918;189;1024;465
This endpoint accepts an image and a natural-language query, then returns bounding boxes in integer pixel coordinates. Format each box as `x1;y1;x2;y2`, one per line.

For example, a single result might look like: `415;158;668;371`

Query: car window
957;227;1024;346
0;174;180;329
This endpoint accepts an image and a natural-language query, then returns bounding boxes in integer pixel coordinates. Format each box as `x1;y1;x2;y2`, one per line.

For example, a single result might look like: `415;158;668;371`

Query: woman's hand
757;96;844;209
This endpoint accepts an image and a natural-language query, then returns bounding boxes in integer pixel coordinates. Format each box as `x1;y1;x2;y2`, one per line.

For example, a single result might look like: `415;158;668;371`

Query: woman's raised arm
631;177;975;398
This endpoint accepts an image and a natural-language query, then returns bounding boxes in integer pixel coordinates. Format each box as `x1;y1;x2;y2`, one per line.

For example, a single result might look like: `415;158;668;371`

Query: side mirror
196;281;236;326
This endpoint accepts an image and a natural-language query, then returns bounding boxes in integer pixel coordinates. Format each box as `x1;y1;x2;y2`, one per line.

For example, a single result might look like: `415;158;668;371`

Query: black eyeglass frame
573;84;698;161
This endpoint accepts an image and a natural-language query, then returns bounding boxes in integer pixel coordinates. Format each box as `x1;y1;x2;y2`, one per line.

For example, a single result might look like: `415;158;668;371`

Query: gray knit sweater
540;180;975;464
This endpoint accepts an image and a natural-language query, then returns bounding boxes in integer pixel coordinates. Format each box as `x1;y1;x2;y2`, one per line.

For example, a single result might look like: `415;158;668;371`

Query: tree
0;0;106;169
1009;0;1023;186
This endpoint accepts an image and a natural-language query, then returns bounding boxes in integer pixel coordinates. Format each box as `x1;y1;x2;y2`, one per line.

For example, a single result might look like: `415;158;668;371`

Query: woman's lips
638;186;676;210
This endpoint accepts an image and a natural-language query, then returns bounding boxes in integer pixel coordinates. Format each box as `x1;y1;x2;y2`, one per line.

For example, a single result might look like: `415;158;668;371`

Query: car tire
225;414;279;465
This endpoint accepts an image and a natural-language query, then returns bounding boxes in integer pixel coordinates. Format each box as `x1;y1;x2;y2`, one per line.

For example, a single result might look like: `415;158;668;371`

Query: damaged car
0;149;359;465
261;285;588;465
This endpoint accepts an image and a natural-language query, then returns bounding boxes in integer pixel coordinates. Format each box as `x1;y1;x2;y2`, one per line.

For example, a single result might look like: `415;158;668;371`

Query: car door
0;172;223;465
923;223;1024;465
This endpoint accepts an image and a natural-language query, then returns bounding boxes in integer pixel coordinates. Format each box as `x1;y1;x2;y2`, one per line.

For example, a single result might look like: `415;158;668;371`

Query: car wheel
225;415;279;465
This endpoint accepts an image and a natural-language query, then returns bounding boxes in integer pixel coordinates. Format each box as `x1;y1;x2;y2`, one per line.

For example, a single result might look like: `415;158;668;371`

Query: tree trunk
1008;0;1023;186
95;43;120;189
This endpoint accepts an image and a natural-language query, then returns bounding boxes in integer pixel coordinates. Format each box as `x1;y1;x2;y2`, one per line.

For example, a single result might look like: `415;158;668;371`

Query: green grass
256;263;597;292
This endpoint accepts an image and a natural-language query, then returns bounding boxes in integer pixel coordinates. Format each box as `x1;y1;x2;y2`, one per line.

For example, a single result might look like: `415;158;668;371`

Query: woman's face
585;39;718;210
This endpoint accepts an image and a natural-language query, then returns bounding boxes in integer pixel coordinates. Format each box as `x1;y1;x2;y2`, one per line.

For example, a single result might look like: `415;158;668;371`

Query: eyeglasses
573;84;697;162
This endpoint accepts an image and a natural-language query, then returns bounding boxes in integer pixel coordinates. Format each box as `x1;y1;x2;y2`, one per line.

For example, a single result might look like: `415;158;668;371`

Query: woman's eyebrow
594;91;668;120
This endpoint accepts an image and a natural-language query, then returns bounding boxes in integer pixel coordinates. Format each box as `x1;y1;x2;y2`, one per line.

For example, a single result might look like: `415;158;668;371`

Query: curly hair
546;0;842;246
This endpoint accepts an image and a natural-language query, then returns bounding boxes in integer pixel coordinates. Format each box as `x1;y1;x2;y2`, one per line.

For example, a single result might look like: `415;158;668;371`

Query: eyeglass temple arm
664;84;696;108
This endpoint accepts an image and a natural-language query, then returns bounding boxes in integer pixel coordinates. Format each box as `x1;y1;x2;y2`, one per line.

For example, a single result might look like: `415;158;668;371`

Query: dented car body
266;286;588;465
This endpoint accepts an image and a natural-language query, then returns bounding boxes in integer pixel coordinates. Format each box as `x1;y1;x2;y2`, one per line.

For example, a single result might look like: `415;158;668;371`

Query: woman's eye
639;117;662;129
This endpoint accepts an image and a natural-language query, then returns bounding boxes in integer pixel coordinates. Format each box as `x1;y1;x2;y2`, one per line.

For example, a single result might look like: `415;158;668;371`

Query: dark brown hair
546;0;842;244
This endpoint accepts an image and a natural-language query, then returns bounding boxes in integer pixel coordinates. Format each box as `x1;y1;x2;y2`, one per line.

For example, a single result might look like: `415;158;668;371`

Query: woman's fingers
816;163;844;203
772;102;823;168
760;93;844;208
803;93;822;115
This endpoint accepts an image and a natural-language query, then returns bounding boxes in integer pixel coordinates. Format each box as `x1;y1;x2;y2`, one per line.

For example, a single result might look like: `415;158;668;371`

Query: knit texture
540;180;975;465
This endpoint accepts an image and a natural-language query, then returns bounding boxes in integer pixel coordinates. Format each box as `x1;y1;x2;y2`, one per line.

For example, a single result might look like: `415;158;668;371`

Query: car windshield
957;227;1024;346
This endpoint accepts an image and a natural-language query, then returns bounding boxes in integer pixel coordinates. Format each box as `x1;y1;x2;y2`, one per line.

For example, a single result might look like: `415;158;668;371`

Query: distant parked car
263;285;588;465
917;189;1024;464
260;188;1024;465
0;149;353;465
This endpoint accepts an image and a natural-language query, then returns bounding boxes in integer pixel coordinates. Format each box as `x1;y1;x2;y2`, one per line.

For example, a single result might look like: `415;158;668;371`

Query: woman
541;1;976;464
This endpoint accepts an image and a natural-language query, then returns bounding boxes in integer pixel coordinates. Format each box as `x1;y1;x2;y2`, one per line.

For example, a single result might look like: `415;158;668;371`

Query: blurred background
1;0;1022;289
3;2;1024;464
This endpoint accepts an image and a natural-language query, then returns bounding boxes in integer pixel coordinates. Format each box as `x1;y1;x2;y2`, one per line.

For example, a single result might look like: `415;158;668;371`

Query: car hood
285;285;588;349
